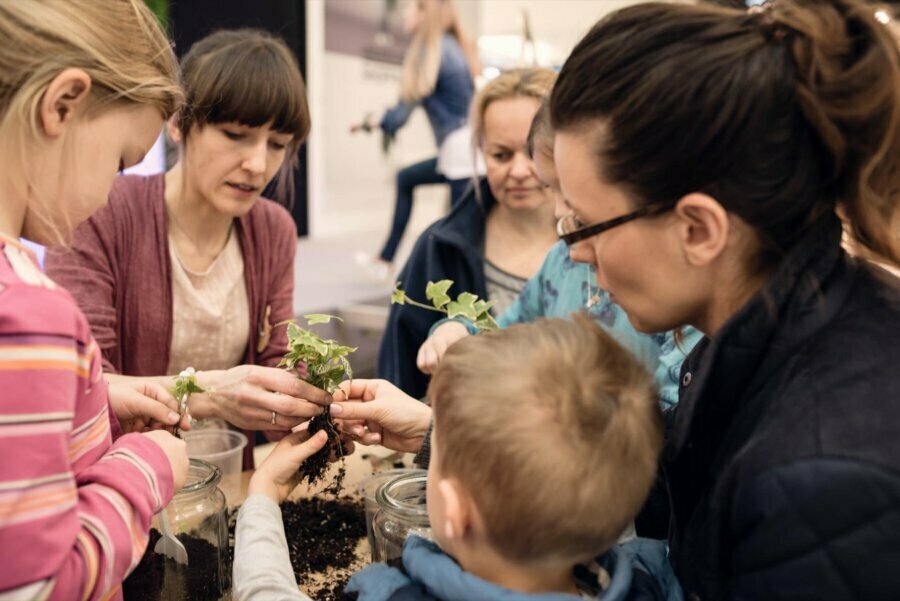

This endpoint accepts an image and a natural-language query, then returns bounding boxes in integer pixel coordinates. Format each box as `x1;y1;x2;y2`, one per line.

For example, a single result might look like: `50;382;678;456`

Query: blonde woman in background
354;0;481;281
378;68;559;400
0;1;189;598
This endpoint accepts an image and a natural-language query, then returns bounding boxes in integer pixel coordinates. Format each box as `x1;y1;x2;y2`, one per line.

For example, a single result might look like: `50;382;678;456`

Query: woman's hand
248;430;330;503
331;379;432;454
417;321;470;374
191;365;332;431
108;380;191;434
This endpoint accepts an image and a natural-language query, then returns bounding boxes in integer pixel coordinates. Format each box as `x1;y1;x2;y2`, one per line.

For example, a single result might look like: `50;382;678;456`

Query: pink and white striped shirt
0;238;174;601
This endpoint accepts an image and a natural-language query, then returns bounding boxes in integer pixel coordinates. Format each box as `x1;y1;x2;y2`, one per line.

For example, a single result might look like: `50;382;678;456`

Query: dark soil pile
227;496;365;601
123;530;226;600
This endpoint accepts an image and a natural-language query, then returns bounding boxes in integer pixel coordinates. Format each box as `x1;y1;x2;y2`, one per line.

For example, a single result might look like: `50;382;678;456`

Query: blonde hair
429;314;663;566
470;68;557;154
399;0;479;103
0;0;182;240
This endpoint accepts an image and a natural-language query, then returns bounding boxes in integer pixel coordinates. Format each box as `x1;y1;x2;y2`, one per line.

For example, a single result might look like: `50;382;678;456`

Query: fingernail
167;411;180;423
317;431;328;442
330;404;343;416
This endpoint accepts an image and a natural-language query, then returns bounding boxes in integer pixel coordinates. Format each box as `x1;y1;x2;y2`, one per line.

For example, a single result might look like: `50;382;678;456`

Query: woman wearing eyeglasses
332;0;900;598
548;1;900;599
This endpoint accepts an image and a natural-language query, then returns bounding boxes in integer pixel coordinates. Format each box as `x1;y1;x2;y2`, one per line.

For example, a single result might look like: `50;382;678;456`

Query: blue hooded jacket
346;536;683;601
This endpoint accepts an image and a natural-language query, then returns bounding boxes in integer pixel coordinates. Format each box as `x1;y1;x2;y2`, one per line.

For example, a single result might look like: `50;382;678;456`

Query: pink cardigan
45;174;298;468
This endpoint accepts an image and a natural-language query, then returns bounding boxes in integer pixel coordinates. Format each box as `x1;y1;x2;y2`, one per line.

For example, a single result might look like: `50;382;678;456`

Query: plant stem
402;297;448;314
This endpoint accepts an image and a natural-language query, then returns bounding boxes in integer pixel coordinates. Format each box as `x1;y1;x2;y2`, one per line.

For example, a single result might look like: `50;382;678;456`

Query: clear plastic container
358;469;417;561
123;459;229;600
372;470;432;562
183;429;247;476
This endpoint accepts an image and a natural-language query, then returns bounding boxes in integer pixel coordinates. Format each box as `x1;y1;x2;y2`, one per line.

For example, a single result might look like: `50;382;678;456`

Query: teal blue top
434;241;703;408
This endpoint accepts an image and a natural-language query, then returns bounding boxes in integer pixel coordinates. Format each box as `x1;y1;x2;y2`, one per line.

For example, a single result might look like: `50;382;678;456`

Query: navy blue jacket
380;34;473;147
377;181;494;399
657;213;900;599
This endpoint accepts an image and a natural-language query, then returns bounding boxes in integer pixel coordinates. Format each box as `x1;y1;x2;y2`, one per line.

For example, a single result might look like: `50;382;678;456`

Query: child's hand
142;430;189;492
417;321;470;374
248;430;330;503
109;380;191;434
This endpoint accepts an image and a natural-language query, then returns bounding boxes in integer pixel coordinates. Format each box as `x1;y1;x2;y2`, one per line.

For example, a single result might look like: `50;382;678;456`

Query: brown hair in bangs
177;28;310;204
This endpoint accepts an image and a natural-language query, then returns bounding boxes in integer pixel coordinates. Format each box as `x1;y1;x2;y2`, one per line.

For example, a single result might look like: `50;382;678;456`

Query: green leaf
473;299;496;315
391;285;406;305
426;280;454;309
304;313;341;325
446;292;478;321
473;315;500;331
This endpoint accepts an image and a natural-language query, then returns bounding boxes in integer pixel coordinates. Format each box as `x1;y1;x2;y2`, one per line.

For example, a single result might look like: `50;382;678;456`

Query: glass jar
358;468;417;561
371;470;432;562
123;459;229;601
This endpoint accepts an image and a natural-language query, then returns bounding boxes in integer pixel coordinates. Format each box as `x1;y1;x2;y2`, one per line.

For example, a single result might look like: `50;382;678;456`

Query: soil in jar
122;528;227;601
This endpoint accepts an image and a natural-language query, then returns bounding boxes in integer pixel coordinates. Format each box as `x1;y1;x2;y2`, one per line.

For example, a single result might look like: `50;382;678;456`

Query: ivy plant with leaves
279;314;357;494
279;314;357;394
391;280;500;331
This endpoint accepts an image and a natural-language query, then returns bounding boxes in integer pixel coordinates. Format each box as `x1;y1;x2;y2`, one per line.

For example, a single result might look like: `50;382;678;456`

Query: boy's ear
673;193;730;268
39;68;92;137
437;479;469;541
167;113;183;144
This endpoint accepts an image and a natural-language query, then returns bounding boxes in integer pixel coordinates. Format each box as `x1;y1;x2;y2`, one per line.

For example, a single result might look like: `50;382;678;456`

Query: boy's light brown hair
428;314;663;567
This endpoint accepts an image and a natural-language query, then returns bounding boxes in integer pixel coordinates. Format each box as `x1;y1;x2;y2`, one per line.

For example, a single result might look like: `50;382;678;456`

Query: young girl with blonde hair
0;1;189;598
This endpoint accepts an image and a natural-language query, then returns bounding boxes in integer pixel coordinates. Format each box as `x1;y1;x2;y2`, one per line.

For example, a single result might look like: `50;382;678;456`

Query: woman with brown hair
548;0;900;597
46;29;331;469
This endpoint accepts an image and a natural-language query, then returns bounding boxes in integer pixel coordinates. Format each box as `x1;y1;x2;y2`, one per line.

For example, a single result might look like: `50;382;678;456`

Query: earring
585;267;601;309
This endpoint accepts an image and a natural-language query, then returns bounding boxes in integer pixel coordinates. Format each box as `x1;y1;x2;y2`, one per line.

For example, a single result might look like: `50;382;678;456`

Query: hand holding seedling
248;430;331;503
184;365;332;432
279;314;358;494
332;379;432;454
108;380;191;434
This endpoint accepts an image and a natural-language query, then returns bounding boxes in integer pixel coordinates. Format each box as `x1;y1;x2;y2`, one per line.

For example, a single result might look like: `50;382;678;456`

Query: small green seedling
391;280;500;331
279;314;357;495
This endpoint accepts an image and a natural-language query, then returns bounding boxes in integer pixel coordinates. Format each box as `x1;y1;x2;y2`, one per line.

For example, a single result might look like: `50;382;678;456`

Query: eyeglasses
556;203;672;246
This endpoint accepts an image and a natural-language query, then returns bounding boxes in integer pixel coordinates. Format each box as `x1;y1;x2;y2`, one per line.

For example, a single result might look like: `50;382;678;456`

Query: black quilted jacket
660;213;900;600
